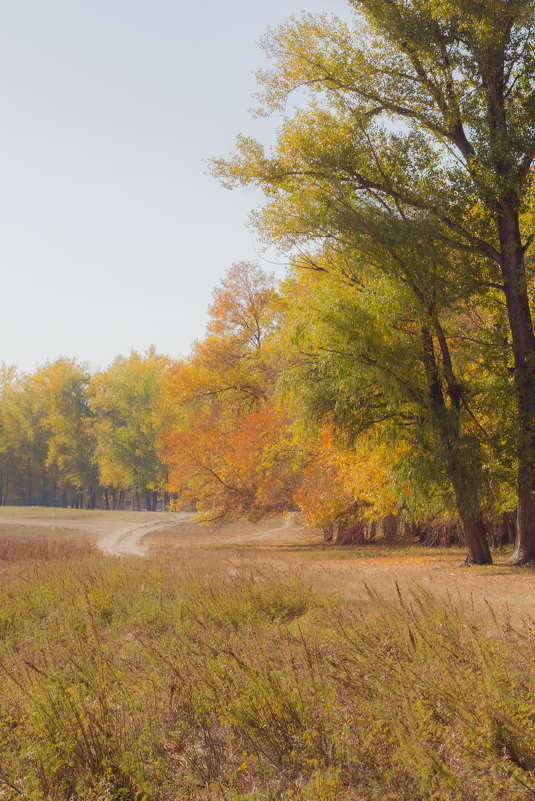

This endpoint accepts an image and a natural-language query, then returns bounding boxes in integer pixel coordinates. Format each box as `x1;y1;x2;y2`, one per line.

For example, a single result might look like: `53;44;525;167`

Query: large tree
280;248;497;563
213;1;535;561
33;358;98;508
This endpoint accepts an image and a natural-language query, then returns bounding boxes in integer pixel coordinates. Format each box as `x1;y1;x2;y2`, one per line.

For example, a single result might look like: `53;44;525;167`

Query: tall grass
0;554;533;799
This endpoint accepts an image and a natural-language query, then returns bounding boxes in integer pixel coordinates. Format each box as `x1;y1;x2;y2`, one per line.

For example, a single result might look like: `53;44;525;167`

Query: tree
280;255;496;563
90;348;169;511
2;373;49;505
161;263;302;520
0;364;23;505
33;358;97;508
212;2;535;560
295;427;398;543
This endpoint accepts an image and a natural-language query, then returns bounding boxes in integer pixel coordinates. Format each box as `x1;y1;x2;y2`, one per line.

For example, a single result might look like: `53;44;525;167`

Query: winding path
97;514;192;556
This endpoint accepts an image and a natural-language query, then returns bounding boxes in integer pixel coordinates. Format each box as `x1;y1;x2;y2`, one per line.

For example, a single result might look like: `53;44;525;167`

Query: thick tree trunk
498;212;535;563
104;488;110;511
118;489;125;511
151;491;158;512
458;509;492;565
145;489;152;512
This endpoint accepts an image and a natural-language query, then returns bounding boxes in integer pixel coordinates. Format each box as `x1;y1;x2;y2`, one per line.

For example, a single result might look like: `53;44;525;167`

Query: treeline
160;261;519;566
0;256;524;564
202;0;535;565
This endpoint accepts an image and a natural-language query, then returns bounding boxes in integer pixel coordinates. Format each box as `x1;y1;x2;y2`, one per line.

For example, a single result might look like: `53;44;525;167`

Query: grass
0;548;534;799
0;537;97;563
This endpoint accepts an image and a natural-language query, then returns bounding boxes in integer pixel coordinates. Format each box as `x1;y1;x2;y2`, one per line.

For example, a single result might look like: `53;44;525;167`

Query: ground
0;506;534;623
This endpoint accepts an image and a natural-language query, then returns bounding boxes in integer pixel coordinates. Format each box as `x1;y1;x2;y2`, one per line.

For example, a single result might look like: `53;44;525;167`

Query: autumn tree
213;2;535;561
33;358;98;508
90;348;169;511
161;262;301;520
280;251;500;563
2;372;49;505
0;364;24;505
295;427;399;543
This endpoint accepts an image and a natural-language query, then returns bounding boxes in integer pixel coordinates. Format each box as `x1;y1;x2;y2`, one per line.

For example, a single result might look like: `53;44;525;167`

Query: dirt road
97;514;192;556
0;508;302;556
0;508;192;556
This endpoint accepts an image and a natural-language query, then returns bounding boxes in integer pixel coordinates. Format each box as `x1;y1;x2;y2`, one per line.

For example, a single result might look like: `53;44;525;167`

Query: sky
0;0;350;372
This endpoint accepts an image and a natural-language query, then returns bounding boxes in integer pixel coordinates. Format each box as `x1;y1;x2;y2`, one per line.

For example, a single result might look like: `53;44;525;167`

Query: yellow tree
33;358;97;508
90;348;169;511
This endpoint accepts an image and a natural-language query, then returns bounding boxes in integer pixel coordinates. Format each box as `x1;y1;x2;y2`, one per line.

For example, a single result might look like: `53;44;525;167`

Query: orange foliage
295;429;397;530
161;401;299;520
160;262;300;520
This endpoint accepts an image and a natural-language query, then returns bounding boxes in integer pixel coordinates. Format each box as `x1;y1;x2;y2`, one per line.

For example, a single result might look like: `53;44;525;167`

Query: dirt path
97;514;192;556
0;508;193;556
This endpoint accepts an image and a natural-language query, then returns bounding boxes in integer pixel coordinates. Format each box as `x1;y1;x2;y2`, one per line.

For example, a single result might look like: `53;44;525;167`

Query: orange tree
160;262;302;520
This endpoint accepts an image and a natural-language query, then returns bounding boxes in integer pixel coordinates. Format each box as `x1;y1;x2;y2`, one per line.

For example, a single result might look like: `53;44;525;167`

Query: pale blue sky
0;0;349;371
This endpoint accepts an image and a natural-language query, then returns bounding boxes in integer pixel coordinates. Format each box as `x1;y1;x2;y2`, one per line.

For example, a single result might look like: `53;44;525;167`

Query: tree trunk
151;491;158;512
26;458;32;506
458;509;492;565
382;513;397;542
145;489;152;512
41;466;47;507
118;489;125;511
104;488;110;511
497;212;535;563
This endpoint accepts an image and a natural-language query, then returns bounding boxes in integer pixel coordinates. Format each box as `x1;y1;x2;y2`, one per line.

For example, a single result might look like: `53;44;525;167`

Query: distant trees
90;349;170;512
0;351;169;511
0;255;523;563
35;358;98;508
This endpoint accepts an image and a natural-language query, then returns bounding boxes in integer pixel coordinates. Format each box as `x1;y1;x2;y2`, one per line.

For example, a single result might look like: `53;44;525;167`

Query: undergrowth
0;554;533;799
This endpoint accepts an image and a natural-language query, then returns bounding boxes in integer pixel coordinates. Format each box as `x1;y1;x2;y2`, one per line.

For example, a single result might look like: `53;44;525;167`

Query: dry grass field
0;508;535;799
0;507;534;622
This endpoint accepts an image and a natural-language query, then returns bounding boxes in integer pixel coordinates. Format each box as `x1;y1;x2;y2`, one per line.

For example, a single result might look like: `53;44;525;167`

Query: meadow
0;512;534;799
